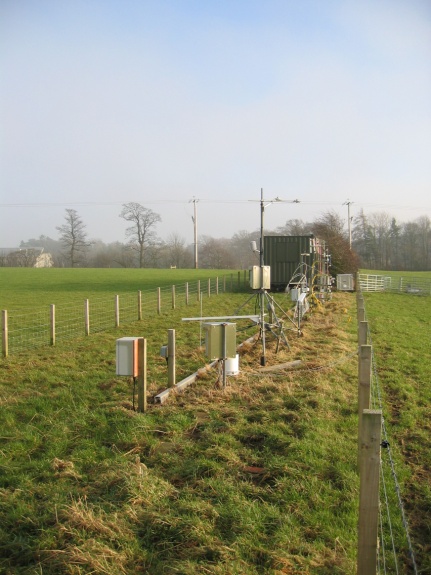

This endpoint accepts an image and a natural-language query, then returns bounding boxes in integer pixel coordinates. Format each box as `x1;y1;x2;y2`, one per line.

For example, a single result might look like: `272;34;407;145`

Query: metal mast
190;197;199;269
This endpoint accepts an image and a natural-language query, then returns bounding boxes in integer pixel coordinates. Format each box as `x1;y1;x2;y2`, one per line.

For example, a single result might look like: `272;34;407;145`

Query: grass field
0;269;429;574
0;268;238;310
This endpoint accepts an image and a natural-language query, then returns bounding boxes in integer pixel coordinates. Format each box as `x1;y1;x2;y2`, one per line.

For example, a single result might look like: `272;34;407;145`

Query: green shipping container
263;235;327;291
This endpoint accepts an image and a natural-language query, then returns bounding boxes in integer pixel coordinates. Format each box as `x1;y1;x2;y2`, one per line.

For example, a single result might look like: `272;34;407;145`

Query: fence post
138;290;142;320
197;280;201;302
185;282;189;305
358;345;372;465
2;310;8;357
137;337;147;413
157;287;161;314
358;409;382;575
50;304;55;346
358;321;368;347
168;329;176;388
216;277;219;295
357;294;365;322
84;299;90;336
115;295;120;327
208;278;211;298
172;285;176;309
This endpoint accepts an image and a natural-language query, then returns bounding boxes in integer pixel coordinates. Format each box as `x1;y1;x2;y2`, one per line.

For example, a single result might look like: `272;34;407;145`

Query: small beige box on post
204;322;236;360
116;337;139;377
249;266;271;290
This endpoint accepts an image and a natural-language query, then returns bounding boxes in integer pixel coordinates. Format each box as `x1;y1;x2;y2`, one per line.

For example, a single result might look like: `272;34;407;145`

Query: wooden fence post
2;310;8;357
185;282;189;305
138;290;142;320
358;409;382;575
358;345;372;465
115;295;120;327
208;278;211;298
357;297;365;322
172;285;176;309
168;329;176;388
50;304;55;346
358;321;368;347
157;287;161;314
137;337;147;413
84;300;90;336
216;277;219;295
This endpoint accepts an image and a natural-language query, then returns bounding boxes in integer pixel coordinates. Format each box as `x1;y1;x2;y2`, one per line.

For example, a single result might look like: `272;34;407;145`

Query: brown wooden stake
172;285;176;309
185;282;189;305
157;287;161;314
208;278;211;298
137;337;147;413
358;409;382;575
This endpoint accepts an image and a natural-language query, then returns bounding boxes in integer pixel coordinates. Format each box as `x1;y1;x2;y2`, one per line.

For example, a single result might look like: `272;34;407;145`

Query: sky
1;0;430;249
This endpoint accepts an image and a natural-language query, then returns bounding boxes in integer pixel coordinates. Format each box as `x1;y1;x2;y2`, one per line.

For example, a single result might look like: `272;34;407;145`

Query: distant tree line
1;203;430;273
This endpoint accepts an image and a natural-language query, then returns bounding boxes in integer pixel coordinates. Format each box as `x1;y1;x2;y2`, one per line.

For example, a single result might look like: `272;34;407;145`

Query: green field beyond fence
0;268;247;355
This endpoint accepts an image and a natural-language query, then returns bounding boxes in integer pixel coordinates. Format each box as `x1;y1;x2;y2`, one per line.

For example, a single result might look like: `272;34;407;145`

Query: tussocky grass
0;287;428;574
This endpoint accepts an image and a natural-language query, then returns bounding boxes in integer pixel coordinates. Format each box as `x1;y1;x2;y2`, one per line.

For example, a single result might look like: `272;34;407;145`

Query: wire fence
1;274;247;356
360;299;419;575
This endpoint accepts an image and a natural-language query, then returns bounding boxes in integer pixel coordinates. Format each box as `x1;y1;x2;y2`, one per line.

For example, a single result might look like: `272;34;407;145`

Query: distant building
0;247;54;268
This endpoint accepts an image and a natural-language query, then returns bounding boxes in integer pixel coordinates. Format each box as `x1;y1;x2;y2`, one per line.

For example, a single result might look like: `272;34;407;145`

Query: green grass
362;291;431;572
0;271;429;574
0;268;240;309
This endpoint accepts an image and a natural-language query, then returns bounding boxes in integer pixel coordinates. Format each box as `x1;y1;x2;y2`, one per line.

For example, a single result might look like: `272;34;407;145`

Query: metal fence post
50;304;55;346
168;329;176;388
2;310;8;357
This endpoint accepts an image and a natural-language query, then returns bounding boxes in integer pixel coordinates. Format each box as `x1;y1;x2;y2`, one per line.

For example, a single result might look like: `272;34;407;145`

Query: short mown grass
0;277;429;574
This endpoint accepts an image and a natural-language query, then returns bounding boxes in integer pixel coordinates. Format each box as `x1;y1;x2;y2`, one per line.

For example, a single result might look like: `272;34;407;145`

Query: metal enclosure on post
203;322;236;361
116;337;139;377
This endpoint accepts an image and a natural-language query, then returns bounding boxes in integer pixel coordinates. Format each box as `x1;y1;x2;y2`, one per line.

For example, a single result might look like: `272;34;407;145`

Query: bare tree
56;209;90;267
119;202;161;268
312;210;360;275
162;233;193;268
199;236;236;269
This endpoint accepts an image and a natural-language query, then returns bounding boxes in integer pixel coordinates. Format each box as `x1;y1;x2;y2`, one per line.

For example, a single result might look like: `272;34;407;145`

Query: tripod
235;288;290;366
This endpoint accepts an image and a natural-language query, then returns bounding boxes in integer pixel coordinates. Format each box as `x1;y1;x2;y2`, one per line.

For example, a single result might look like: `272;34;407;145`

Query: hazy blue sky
1;0;430;248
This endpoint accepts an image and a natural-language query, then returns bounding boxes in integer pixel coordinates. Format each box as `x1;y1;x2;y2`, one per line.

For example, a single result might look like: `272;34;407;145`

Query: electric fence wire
365;318;419;575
